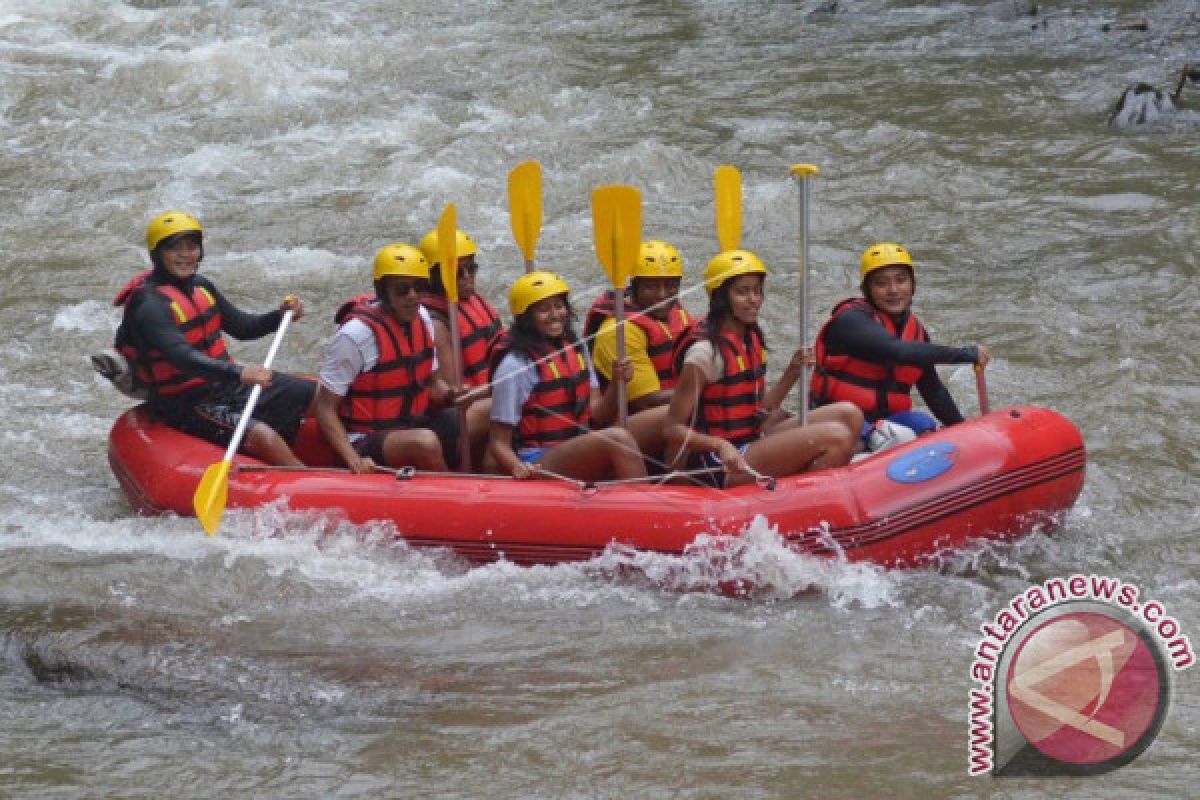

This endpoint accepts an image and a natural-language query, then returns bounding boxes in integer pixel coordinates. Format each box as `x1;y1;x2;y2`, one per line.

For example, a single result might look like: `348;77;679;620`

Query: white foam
52;299;118;332
588;514;899;607
2;490;904;613
1068;192;1166;212
208;247;351;282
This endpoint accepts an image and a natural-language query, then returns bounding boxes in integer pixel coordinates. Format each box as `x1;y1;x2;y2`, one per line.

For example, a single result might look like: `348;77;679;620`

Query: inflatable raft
108;404;1086;568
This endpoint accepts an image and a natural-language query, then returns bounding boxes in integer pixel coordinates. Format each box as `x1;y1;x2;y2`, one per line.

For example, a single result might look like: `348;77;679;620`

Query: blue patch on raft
886;442;957;484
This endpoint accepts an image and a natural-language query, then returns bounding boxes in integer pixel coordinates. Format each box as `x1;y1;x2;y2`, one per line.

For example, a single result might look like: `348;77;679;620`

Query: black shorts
351;408;461;470
153;375;316;451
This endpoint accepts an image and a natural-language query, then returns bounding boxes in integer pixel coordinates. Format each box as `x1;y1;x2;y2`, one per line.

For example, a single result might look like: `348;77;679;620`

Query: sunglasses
386;280;426;297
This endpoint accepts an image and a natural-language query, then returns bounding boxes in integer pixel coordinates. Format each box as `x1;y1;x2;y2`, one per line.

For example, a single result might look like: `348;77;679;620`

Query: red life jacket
674;319;767;448
420;292;504;388
810;297;929;421
584;289;691;389
583;289;624;341
333;295;436;433
113;271;231;396
490;334;592;449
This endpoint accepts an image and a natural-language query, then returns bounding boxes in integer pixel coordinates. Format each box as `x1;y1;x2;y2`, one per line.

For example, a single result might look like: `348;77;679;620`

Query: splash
52;299;118;333
177;502;899;609
586;514;899;607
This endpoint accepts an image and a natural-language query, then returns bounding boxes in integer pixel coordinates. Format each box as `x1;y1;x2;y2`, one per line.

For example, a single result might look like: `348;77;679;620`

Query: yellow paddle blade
438;203;459;303
715;164;741;252
193;459;232;537
508;161;542;263
591;185;642;289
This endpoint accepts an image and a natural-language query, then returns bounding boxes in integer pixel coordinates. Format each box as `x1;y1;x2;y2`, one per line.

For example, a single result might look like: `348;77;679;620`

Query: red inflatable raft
108;405;1085;567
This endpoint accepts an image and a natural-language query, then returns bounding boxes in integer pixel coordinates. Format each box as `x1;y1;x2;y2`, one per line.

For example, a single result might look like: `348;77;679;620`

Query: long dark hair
706;278;767;350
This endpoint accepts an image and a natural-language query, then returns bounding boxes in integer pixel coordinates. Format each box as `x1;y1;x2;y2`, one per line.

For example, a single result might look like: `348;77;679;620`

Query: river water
2;1;1197;797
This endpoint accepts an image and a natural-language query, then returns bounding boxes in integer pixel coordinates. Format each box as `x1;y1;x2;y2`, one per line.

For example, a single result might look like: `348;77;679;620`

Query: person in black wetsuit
113;211;316;465
809;242;989;438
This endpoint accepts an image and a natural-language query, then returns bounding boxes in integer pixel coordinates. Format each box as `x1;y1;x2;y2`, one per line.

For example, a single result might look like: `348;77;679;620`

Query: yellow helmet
373;243;430;282
418;227;478;271
509;270;570;316
703;249;767;295
146;210;202;252
631;240;684;280
860;242;914;281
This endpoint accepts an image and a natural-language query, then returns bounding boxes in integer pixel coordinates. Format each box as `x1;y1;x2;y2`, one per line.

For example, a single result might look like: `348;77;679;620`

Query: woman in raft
488;271;648;482
666;250;862;488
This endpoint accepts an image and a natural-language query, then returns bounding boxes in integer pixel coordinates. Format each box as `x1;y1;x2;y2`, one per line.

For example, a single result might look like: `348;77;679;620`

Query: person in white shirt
313;243;459;474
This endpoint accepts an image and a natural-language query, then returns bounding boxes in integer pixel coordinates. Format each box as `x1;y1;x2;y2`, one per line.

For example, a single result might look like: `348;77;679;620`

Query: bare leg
537;428;648;482
242;422;304;467
730;421;856;487
381;429;447;471
765;401;863;436
465;398;492;472
626;406;672;470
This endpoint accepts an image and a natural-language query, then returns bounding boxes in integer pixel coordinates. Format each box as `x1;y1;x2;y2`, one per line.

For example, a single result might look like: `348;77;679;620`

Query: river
2;1;1197;797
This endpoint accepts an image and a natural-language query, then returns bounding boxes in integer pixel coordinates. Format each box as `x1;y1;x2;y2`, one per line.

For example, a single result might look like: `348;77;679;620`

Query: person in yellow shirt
588;240;692;412
586;240;693;469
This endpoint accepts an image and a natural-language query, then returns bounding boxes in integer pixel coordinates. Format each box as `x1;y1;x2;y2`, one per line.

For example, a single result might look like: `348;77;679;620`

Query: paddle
975;364;990;415
508;160;542;273
437;203;472;472
591;185;642;429
194;308;294;536
790;163;819;425
714;164;742;251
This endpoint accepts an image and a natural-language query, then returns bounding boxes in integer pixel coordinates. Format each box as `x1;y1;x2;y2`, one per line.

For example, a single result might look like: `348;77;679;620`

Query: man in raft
809;242;989;441
586;239;693;412
666;250;861;488
418;226;505;469
313;243;461;474
113;211;316;466
488;271;647;482
586;239;694;468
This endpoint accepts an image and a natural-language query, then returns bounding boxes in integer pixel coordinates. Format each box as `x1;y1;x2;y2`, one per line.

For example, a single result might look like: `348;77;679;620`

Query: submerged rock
1109;64;1199;128
807;0;838;20
984;0;1038;21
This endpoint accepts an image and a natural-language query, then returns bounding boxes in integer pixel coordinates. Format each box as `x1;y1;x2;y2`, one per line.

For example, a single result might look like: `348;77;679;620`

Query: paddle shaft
975;364;990;415
446;301;472;471
219;309;294;463
591;184;639;430
793;167;816;425
796;175;816;424
613;288;628;428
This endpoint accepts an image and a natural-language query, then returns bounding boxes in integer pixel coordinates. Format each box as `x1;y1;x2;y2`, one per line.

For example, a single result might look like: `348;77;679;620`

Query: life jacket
420;292;504;388
333;295;436;433
810;297;929;421
113;271;230;397
673;319;767;448
490;334;592;449
583;289;626;341
584;289;692;389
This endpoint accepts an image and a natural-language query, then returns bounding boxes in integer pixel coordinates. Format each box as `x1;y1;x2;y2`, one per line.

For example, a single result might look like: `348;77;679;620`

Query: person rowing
112;211;316;466
666;250;861;487
809;242;989;442
488;271;648;482
586;239;693;412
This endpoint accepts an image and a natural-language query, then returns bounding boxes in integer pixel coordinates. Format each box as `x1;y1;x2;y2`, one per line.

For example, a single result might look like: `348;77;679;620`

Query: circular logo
1005;610;1168;770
